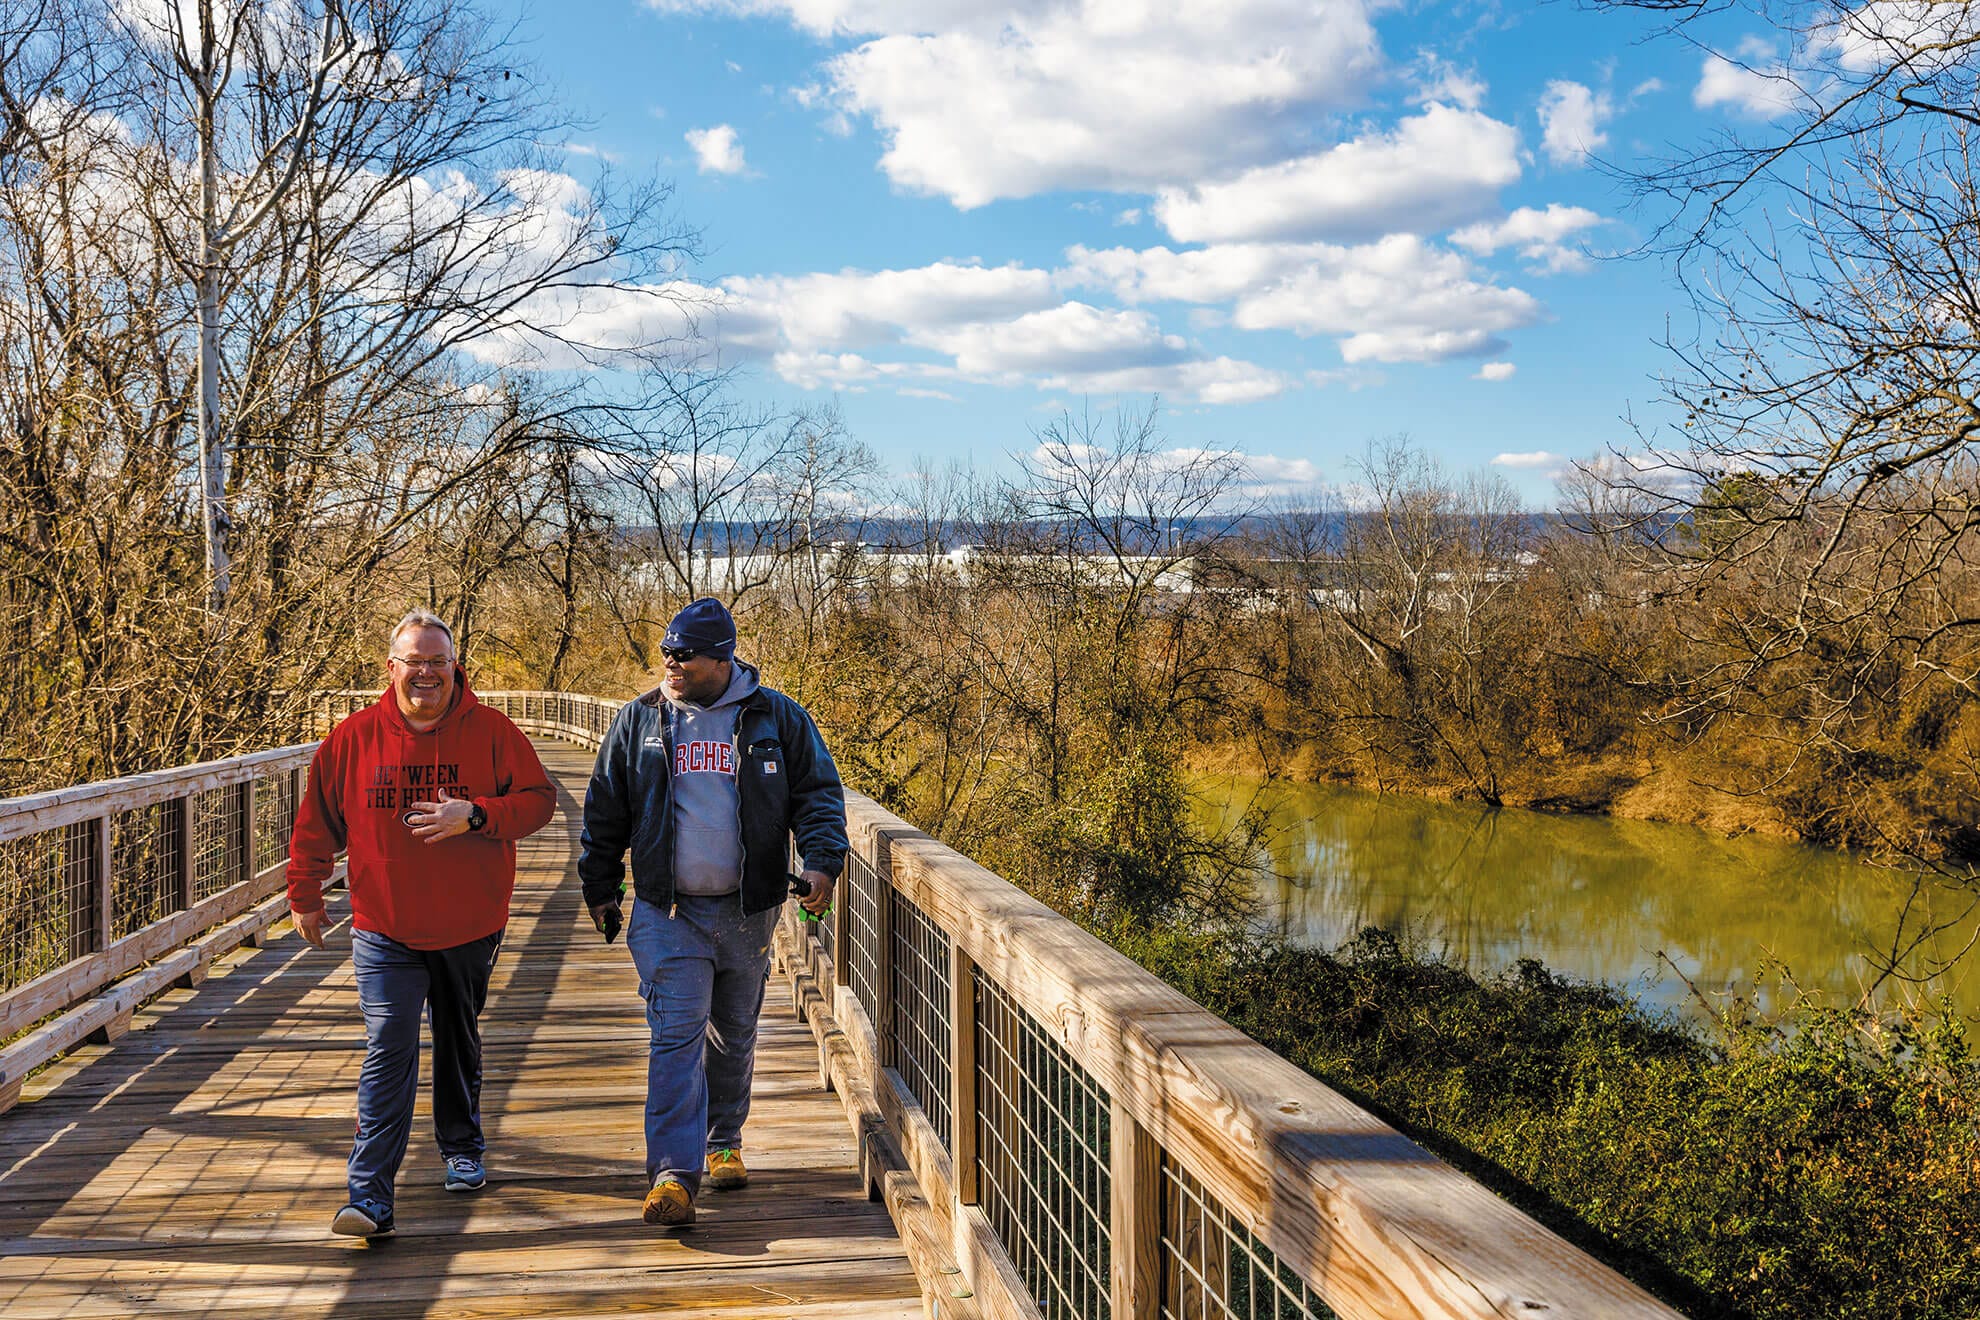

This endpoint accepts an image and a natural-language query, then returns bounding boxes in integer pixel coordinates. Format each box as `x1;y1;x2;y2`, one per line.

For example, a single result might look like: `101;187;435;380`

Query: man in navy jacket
578;598;846;1227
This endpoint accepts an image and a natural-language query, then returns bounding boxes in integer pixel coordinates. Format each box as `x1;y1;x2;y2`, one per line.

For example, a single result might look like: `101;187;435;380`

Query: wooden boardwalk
0;743;924;1319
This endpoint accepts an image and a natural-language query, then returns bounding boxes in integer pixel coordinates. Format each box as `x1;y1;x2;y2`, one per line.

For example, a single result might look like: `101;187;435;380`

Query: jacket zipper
662;702;678;919
732;710;748;913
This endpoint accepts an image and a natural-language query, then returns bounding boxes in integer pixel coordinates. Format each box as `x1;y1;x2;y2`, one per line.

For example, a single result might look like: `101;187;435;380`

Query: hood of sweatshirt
661;658;760;715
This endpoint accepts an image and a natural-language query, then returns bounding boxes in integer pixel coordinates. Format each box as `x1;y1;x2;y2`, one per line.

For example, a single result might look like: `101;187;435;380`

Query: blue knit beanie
664;598;737;659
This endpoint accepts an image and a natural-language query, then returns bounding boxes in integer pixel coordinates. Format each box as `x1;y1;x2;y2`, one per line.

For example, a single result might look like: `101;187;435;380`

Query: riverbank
1184;740;1804;841
1105;920;1980;1320
1189;766;1980;1025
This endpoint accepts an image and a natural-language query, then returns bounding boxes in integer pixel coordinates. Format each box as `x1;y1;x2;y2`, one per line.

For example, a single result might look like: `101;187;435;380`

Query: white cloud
1493;450;1559;468
1246;452;1325;486
721;261;1058;351
1537;80;1611;167
1115;208;1142;226
1450;203;1605;273
770;350;892;388
674;0;1381;208
608;265;1287;405
1475;362;1516;381
1235;236;1543;362
1064;241;1333;306
1072;235;1545;364
1153;104;1521;245
1408;51;1487;110
914;301;1293;404
1815;2;1980;74
685;123;748;174
1695;40;1803;119
915;302;1189;376
897;386;958;400
1038;357;1290;405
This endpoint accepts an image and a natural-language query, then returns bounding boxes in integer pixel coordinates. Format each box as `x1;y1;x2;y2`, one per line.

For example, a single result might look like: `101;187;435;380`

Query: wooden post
1110;1101;1162;1320
832;855;852;989
873;839;897;1072
90;812;112;955
951;941;978;1204
174;795;195;913
236;779;259;946
239;778;258;887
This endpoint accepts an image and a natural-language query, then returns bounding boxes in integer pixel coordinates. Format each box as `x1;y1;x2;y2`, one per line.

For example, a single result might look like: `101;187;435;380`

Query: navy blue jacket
578;680;848;916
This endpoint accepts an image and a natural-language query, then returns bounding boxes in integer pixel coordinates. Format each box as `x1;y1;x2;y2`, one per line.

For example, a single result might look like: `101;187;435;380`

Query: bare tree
144;0;361;611
1323;437;1531;803
0;0;693;789
1567;4;1980;864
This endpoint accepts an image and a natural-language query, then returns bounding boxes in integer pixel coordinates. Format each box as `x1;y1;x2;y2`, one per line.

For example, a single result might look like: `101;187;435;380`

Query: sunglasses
661;646;702;664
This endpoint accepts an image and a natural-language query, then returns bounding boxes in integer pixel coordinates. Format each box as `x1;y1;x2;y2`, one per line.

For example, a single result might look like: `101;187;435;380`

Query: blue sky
483;0;1802;505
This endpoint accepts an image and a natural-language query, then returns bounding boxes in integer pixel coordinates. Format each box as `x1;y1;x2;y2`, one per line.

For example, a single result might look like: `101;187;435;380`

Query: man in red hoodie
288;609;556;1239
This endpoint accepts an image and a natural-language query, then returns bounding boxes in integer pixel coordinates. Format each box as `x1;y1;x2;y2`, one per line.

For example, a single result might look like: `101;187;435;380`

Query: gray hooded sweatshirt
664;660;761;896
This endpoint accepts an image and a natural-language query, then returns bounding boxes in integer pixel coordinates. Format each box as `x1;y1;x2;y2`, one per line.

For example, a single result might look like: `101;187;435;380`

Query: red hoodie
288;675;557;950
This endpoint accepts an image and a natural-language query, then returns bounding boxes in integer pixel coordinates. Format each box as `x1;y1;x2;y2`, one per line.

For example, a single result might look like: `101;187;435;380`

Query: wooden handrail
0;745;314;846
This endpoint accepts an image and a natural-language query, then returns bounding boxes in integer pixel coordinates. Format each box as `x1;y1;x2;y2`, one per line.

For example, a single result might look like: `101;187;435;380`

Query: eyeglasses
660;646;701;664
389;656;452;671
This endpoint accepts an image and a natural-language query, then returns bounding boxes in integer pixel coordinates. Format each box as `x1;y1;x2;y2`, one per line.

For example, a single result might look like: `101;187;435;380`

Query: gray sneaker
444;1155;486;1193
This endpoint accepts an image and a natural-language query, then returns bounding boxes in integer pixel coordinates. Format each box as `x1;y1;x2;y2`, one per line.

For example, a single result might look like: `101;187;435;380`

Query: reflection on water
1200;776;1980;1023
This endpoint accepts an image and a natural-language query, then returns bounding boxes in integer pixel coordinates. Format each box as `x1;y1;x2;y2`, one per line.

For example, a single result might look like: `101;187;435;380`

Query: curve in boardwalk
0;740;924;1320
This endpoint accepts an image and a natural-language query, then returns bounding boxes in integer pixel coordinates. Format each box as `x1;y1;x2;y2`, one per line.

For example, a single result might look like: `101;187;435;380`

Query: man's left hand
798;869;836;917
407;799;474;842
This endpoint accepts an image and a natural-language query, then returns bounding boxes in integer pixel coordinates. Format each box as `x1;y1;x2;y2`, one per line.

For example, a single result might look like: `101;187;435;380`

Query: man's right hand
589;901;624;943
292;906;327;949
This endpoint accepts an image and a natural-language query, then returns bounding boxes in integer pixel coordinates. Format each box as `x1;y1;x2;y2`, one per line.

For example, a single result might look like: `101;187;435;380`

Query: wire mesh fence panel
255;773;298;876
0;824;94;992
976;969;1113;1320
110;801;181;940
888;888;953;1151
844;848;882;1024
191;784;245;902
1161;1159;1339;1320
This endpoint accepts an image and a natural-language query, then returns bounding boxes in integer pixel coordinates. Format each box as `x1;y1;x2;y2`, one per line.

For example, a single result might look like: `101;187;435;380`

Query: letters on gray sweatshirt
664;661;760;896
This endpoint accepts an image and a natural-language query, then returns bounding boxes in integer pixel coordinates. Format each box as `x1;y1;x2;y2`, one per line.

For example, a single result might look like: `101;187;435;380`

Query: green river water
1200;775;1980;1024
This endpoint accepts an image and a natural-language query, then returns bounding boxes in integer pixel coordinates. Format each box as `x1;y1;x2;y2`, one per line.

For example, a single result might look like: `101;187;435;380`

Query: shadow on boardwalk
0;741;922;1319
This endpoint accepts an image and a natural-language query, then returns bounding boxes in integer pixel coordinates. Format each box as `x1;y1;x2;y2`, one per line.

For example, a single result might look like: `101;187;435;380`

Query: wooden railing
0;745;316;1110
0;690;1685;1320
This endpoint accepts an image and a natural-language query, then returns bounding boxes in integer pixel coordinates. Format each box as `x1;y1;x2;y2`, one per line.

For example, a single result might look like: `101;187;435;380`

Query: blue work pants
347;927;503;1209
625;894;777;1195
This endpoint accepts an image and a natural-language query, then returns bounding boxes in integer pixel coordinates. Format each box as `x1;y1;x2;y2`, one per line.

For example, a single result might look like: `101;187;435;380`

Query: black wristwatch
467;803;487;832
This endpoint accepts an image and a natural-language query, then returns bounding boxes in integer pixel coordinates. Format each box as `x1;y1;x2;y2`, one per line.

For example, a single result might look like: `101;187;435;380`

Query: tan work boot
706;1147;748;1191
642;1177;695;1226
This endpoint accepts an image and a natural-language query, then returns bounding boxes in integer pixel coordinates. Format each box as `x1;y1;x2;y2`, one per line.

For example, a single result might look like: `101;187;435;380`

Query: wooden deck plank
0;743;924;1320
